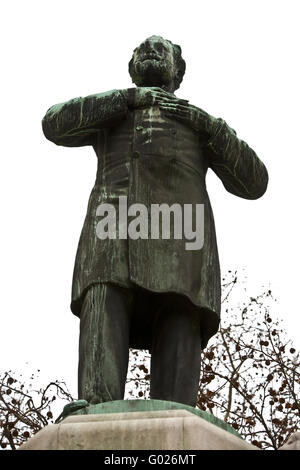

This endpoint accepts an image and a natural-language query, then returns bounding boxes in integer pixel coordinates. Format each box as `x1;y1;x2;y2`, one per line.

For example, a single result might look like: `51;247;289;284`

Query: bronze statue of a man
42;36;268;407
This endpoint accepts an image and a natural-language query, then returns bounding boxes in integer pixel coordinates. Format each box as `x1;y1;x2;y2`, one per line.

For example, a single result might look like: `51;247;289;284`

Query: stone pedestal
279;432;300;450
19;399;256;450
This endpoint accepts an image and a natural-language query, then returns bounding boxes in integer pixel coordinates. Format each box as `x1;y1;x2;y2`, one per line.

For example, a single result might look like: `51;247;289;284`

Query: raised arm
42;89;129;147
159;100;268;200
42;87;190;147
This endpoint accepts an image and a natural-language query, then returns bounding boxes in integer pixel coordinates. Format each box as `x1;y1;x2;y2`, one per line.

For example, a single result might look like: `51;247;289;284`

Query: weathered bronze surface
42;36;268;406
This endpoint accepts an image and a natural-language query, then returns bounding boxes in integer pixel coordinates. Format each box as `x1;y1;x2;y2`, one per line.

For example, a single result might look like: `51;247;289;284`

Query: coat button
133;151;140;159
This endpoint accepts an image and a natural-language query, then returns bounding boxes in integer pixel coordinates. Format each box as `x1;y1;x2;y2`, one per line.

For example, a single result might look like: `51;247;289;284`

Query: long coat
42;89;268;348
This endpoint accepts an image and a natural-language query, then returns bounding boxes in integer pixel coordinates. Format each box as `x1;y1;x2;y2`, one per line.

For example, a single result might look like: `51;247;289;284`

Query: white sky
1;0;300;398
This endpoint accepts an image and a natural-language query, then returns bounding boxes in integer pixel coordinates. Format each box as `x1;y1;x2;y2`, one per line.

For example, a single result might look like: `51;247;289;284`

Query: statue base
19;399;256;450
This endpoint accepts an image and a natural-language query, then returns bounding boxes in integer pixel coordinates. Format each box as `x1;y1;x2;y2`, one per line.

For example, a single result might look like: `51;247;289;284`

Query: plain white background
1;0;299;397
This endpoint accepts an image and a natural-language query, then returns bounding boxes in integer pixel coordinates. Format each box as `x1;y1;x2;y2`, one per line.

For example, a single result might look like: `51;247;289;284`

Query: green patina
60;399;242;439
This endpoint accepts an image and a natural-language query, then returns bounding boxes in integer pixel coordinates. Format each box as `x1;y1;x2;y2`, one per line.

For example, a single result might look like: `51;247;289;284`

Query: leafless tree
0;371;73;450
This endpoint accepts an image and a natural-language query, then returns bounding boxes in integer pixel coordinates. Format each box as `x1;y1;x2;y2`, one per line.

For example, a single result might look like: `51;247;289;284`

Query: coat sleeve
205;119;268;200
42;89;128;147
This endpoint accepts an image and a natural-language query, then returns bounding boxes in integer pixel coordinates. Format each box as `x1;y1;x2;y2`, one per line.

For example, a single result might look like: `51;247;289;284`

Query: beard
130;59;174;89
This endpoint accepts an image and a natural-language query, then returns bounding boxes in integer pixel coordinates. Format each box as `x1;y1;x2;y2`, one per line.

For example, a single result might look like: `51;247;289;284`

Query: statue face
129;36;177;91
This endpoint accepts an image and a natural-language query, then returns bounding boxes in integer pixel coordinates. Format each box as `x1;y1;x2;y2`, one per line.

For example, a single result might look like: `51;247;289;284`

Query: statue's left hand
127;87;189;109
159;102;218;140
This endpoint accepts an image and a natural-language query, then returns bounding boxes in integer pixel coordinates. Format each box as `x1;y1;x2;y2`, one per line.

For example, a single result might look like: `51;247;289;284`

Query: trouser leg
150;295;202;407
78;283;132;404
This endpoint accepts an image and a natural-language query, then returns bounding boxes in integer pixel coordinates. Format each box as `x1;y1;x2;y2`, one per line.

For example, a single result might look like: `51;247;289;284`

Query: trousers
78;283;202;407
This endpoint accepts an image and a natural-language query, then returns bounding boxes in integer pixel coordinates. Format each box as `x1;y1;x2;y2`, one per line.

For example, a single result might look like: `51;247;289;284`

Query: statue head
128;35;186;93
